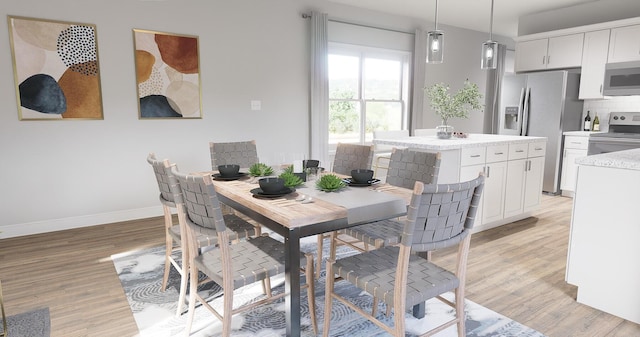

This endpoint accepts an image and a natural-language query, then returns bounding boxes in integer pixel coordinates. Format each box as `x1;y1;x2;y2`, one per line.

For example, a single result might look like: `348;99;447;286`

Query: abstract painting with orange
133;29;201;119
8;16;104;120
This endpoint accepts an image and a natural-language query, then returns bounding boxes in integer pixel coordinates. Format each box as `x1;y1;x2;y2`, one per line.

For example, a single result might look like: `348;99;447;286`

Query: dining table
210;173;413;337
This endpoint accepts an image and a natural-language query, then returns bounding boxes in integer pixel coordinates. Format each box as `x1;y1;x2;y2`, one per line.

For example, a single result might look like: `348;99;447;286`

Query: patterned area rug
112;236;546;337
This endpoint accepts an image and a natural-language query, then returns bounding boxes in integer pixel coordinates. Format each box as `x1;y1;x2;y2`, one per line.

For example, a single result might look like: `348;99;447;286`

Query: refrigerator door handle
521;87;531;136
517;88;525;136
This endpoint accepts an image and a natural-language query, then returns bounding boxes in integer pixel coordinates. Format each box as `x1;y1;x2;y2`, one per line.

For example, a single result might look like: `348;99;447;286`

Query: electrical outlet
250;100;261;111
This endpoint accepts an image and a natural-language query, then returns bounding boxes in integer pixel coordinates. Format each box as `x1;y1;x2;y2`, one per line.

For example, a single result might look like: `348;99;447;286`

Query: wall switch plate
250;100;261;111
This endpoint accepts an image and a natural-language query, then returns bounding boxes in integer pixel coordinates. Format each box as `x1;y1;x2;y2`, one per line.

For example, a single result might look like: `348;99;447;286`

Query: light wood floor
0;195;638;336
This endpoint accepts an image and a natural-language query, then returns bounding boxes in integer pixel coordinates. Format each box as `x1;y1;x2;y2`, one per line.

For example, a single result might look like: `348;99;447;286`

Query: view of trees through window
328;47;409;145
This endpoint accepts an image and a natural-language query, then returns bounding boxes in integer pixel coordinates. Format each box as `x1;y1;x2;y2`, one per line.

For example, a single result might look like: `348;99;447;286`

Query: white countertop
373;134;547;151
563;131;601;137
576;148;640;171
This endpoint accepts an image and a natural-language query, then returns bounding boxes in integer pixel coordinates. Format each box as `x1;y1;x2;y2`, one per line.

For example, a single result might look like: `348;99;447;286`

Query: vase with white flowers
425;80;483;139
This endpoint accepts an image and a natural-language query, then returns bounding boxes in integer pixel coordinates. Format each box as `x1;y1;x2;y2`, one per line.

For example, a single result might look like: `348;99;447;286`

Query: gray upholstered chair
209;140;259;170
171;167;317;337
323;175;485;337
335;149;442;253
314;143;374;278
331;142;374;175
146;153;258;316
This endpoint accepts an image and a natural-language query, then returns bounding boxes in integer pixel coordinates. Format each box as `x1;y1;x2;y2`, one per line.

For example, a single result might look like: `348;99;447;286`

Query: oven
588;112;640;155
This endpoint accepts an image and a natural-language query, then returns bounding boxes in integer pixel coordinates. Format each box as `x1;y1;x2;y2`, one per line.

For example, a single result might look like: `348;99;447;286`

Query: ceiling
326;0;602;37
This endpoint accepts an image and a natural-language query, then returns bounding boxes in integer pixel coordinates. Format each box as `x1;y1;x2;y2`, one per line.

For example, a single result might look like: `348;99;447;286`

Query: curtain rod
301;13;414;36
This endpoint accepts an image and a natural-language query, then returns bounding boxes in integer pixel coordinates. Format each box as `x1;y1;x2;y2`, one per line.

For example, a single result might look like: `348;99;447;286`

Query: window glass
328;54;359;100
364;58;401;100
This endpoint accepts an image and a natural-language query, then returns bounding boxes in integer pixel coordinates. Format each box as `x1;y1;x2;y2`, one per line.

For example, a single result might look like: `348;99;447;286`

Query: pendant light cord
434;0;439;30
489;0;494;41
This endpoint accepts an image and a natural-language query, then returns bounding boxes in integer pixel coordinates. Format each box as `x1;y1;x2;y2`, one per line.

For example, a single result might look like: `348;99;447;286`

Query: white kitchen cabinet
560;135;589;196
579;30;610;99
460;145;508;225
607;24;640;63
504;142;546;217
515;34;584;72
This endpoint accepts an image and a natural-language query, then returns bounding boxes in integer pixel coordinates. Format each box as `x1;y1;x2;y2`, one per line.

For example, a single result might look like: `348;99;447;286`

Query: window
328;44;410;146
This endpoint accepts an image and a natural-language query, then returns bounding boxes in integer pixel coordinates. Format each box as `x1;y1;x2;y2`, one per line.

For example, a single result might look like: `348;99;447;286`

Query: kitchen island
374;133;547;232
565;148;640;324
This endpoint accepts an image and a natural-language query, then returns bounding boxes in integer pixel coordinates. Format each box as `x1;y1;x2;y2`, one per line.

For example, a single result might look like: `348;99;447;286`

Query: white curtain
310;12;329;167
410;28;427;135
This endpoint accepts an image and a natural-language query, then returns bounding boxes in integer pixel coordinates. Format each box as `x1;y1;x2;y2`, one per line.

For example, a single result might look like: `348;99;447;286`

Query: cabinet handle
600;84;603;93
470;154;481;158
516;149;524;153
535;147;543;151
547;55;550;64
570;142;581;144
528;160;532;171
542;56;546;64
494;152;504;155
486;166;490;177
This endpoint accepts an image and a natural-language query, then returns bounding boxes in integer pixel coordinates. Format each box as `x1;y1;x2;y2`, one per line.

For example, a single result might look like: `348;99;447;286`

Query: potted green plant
425;79;483;139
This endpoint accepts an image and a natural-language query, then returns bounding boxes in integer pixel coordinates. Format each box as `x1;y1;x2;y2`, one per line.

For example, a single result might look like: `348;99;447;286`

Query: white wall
0;0;512;238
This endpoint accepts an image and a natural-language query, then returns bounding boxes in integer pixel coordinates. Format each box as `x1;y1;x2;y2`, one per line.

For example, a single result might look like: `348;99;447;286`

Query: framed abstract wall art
7;16;104;120
133;29;202;119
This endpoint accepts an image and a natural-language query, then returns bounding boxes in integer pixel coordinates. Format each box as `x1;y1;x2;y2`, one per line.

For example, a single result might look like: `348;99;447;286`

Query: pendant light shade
426;0;443;64
481;0;498;69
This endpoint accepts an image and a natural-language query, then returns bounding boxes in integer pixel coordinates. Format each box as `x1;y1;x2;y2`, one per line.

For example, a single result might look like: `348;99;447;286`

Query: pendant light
426;0;444;64
481;0;498;69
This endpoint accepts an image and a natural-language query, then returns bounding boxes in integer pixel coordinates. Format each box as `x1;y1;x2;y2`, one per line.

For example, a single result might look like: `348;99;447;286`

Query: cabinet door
523;156;545;212
504;159;526;218
560;148;587;192
579;30;610;99
608;25;640;63
460;164;485;228
547;33;584;69
482;161;507;223
515;39;548;72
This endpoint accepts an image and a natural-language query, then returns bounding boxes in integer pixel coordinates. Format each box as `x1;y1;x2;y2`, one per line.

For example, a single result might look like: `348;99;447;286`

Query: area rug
0;307;50;337
113;237;546;337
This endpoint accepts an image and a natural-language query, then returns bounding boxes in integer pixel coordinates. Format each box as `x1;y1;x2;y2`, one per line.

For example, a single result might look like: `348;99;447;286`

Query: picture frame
7;15;104;120
133;29;202;119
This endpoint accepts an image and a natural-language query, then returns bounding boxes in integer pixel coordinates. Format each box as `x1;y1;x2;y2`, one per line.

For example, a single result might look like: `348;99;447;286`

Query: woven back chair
371;129;409;178
332;143;374;175
172;167;317;337
323;175;484;337
147;153;258;316
334;149;442;256
209;140;259;170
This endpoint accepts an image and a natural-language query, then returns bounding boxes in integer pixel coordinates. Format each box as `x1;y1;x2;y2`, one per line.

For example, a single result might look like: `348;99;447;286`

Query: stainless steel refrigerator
497;70;584;194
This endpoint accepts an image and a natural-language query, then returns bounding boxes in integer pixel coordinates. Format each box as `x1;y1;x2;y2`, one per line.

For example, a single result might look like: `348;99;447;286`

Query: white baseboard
0;206;165;239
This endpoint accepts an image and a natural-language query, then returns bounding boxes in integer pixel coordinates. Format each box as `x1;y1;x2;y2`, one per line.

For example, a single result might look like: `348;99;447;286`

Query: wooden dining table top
208;173;413;230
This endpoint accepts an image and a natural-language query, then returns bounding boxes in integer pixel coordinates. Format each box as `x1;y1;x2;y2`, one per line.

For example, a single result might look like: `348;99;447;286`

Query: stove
588;111;640;155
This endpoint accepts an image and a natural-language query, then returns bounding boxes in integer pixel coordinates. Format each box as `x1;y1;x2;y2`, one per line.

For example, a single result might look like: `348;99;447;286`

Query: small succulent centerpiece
248;163;274;177
425;79;483;139
279;166;304;188
316;173;346;192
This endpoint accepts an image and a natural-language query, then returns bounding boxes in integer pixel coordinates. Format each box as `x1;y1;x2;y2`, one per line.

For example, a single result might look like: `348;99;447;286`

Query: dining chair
171;167;317;337
334;149;442;254
315;142;374;278
146;153;258;316
323;175;485;337
371;130;409;179
209;140;259;169
331;142;374;175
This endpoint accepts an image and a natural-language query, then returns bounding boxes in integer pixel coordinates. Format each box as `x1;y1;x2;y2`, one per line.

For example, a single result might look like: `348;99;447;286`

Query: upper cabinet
515;34;584;72
579;30;611;99
608;25;640;63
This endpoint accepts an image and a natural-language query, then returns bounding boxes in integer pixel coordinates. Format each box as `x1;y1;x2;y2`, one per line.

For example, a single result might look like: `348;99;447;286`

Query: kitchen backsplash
582;96;640;132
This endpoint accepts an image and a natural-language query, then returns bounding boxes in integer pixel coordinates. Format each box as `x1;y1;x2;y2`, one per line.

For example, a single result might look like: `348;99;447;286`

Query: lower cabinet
504;142;546;218
560;135;589;195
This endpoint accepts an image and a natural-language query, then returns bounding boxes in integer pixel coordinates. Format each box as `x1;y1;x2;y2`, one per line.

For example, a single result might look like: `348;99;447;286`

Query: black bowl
259;177;286;194
351;169;374;183
218;164;240;177
303;159;320;168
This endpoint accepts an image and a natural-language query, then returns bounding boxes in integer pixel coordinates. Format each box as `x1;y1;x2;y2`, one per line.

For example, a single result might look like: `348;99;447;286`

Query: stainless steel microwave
603;61;640;96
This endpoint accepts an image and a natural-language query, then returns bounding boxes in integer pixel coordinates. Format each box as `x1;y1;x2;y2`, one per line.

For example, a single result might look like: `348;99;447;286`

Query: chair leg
371;297;378;316
455;287;465;336
316;234;324;279
161;205;174;292
322;258;336;337
176;240;189;316
305;254;318;335
184;258;199;337
222;283;233;337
